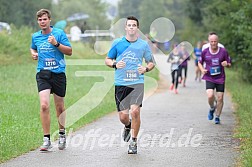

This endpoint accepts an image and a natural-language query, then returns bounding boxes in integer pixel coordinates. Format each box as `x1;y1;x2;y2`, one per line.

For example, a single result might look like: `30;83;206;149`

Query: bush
0;25;33;65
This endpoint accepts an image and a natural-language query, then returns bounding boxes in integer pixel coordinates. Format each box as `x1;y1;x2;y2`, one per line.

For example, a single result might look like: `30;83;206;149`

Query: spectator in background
70;25;81;42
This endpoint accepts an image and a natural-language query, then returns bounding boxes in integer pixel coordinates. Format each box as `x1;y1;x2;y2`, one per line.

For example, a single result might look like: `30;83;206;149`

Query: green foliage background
116;0;252;84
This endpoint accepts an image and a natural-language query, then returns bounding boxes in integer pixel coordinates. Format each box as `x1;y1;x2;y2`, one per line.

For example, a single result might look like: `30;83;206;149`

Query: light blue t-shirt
30;26;71;73
108;37;153;86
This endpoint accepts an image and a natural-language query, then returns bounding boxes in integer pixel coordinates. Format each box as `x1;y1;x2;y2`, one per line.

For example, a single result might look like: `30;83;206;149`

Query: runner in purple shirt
179;43;190;87
198;33;231;124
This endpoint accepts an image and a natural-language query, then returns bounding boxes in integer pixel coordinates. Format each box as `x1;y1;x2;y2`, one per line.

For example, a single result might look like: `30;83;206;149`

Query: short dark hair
208;31;217;36
126;16;139;28
36;9;51;20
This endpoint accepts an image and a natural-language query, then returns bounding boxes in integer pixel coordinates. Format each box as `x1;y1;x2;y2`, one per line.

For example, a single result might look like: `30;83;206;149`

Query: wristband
112;62;117;69
145;67;150;72
54;42;60;47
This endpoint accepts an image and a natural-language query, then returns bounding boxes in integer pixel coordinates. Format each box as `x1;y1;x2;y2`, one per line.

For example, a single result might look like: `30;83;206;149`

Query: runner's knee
40;103;49;112
130;107;140;119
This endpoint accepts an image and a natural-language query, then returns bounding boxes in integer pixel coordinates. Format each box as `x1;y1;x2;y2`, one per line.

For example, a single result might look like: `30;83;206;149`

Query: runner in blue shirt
193;41;203;82
30;9;72;151
105;16;155;154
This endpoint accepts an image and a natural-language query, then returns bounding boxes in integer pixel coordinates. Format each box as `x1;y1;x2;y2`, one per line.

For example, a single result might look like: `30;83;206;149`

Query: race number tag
171;64;179;70
43;58;58;69
210;66;221;75
124;70;139;81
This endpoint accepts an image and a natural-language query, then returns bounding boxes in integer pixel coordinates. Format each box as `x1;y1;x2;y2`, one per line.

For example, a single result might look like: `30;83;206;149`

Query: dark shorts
36;70;66;97
195;60;198;66
206;81;225;92
180;66;187;78
115;84;144;111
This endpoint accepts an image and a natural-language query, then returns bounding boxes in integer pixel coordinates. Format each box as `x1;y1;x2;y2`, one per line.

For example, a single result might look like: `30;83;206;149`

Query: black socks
125;121;131;128
59;129;65;135
44;134;50;140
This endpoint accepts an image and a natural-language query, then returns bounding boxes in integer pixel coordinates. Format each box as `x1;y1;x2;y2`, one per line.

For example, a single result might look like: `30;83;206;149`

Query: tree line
186;0;252;82
1;0;251;82
0;0;110;30
117;0;252;83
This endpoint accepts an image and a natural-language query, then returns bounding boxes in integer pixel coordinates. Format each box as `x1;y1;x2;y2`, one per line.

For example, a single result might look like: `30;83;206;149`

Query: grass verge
226;69;252;167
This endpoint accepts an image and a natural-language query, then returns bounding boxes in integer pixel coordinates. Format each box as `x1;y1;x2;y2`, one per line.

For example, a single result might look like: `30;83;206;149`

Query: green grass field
225;69;252;167
0;62;114;162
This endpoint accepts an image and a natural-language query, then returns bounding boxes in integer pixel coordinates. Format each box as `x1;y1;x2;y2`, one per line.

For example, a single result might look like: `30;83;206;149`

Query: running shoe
215;117;220;124
208;107;215;120
128;140;137;154
122;126;131;142
40;137;52;151
174;89;178;94
58;134;66;150
169;84;174;90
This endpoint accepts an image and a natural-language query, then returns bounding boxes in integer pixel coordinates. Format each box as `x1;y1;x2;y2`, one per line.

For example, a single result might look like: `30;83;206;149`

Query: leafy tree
139;0;170;34
52;0;110;30
117;0;142;19
0;0;51;28
0;0;109;30
117;0;187;39
185;0;252;83
230;1;252;82
186;0;204;26
0;0;12;23
164;0;190;42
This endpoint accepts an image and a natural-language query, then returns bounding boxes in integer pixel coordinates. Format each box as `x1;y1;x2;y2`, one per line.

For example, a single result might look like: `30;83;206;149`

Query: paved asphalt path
0;61;238;167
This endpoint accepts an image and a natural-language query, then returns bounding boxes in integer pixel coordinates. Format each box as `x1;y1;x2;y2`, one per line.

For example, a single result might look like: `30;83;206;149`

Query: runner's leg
39;89;51;135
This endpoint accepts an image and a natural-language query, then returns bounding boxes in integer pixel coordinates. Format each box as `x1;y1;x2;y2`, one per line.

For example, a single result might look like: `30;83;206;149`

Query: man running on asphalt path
105;16;155;154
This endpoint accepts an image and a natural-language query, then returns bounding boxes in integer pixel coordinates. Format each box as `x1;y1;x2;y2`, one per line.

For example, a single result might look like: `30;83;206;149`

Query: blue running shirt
31;26;71;73
108;37;153;86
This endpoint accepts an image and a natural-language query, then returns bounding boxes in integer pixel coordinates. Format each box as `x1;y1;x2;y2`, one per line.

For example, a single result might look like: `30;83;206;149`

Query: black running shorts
206;81;225;92
36;71;66;97
115;84;144;111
